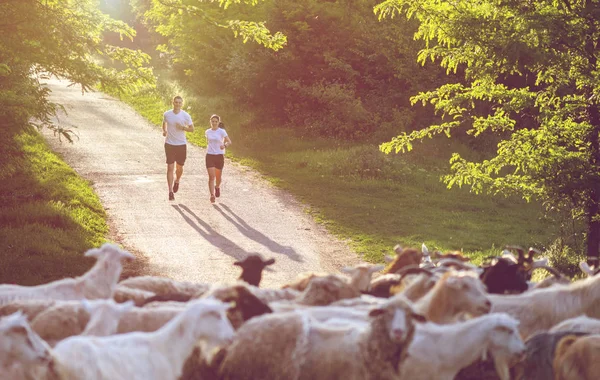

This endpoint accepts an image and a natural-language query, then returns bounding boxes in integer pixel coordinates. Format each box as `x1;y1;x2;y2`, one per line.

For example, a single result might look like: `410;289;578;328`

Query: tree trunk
584;4;599;265
586;102;600;265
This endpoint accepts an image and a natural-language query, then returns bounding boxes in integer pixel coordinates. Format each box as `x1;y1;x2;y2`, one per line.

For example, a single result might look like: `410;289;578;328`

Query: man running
162;96;194;201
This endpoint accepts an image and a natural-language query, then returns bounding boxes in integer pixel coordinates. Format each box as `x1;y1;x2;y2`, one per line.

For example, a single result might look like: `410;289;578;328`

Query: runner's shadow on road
214;203;303;263
172;204;248;261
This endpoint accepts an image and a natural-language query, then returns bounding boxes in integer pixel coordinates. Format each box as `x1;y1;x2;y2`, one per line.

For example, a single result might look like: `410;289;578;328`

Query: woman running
205;114;232;203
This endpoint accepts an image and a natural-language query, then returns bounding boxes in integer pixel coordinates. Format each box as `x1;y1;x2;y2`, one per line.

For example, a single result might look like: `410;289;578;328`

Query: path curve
41;78;359;287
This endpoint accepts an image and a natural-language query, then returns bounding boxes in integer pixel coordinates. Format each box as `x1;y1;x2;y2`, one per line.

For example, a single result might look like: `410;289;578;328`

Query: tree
0;0;153;139
132;0;287;56
375;0;600;259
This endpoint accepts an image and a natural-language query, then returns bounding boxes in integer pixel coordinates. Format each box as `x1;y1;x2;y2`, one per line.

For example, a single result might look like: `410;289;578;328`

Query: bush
544;238;586;280
283;81;373;139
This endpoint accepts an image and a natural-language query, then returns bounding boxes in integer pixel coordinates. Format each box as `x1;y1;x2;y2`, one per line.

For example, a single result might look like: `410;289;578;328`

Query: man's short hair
173;95;183;102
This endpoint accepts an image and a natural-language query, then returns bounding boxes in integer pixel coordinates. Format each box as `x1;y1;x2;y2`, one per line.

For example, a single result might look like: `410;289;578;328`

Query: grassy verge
0;125;110;285
106;81;562;266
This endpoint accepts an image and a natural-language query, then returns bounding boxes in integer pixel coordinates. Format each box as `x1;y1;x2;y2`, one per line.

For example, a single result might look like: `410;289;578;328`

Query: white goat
399;313;525;380
0;299;57;321
113;285;155;306
49;298;234;380
80;299;135;336
118;276;209;297
0;243;134;305
550;315;600;334
31;302;192;345
490;272;600;339
0;311;53;380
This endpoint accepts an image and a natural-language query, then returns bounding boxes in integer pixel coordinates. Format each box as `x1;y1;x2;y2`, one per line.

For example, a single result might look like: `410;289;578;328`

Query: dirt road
41;78;359;287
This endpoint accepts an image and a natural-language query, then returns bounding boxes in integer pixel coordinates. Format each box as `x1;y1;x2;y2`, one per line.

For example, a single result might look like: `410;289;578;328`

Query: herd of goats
1;242;600;380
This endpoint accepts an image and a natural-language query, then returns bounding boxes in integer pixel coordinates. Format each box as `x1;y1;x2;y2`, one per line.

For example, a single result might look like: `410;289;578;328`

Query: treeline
125;0;450;142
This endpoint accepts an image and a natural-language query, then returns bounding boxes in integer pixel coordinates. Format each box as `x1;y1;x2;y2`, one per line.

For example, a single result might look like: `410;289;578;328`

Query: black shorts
206;154;225;170
164;143;187;166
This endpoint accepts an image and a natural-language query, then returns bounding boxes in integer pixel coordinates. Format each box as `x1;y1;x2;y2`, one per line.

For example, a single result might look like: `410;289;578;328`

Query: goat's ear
421;243;429;255
264;258;275;266
393;244;403;254
341;266;354;274
233;261;242;266
368;308;386;317
84;248;103;258
411;312;427;323
384;255;394;263
121;251;135;262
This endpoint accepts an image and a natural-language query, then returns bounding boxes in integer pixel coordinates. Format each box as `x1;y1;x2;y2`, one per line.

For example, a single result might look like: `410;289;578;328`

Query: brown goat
553;334;600;380
382;245;423;274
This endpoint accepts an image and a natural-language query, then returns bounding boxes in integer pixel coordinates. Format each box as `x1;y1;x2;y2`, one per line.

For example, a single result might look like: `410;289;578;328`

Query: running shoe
169;192;175;201
215;187;220;198
173;182;179;193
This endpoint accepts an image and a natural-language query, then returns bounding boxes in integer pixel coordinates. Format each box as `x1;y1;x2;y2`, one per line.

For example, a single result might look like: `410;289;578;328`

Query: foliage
0;0;154;136
376;0;600;257
132;0;286;52
129;0;448;140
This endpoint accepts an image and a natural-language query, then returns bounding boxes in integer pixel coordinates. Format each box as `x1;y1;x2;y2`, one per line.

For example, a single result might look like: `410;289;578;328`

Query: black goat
480;257;529;294
479;245;541;294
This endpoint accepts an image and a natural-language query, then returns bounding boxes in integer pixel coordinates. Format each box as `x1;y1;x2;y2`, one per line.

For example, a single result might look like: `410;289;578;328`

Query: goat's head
85;243;135;263
341;263;385;292
234;254;275;287
185;299;235;355
485;313;526;380
505;245;543;277
383;245;423;274
442;271;491;316
0;312;51;366
369;295;425;344
392;266;437;301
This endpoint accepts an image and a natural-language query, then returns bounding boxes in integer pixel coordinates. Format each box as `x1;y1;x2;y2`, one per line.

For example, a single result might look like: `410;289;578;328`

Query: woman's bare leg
215;169;222;189
207;167;216;201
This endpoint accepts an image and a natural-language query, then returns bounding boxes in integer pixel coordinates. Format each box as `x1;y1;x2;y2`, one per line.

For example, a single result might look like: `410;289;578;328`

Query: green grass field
0;125;111;284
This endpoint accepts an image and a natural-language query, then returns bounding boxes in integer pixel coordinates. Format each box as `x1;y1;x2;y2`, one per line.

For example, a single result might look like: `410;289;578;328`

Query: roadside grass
107;80;561;266
0;125;110;285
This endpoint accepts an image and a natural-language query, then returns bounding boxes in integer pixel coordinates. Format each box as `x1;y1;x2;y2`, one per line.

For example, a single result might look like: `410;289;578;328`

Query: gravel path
40;78;359;287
